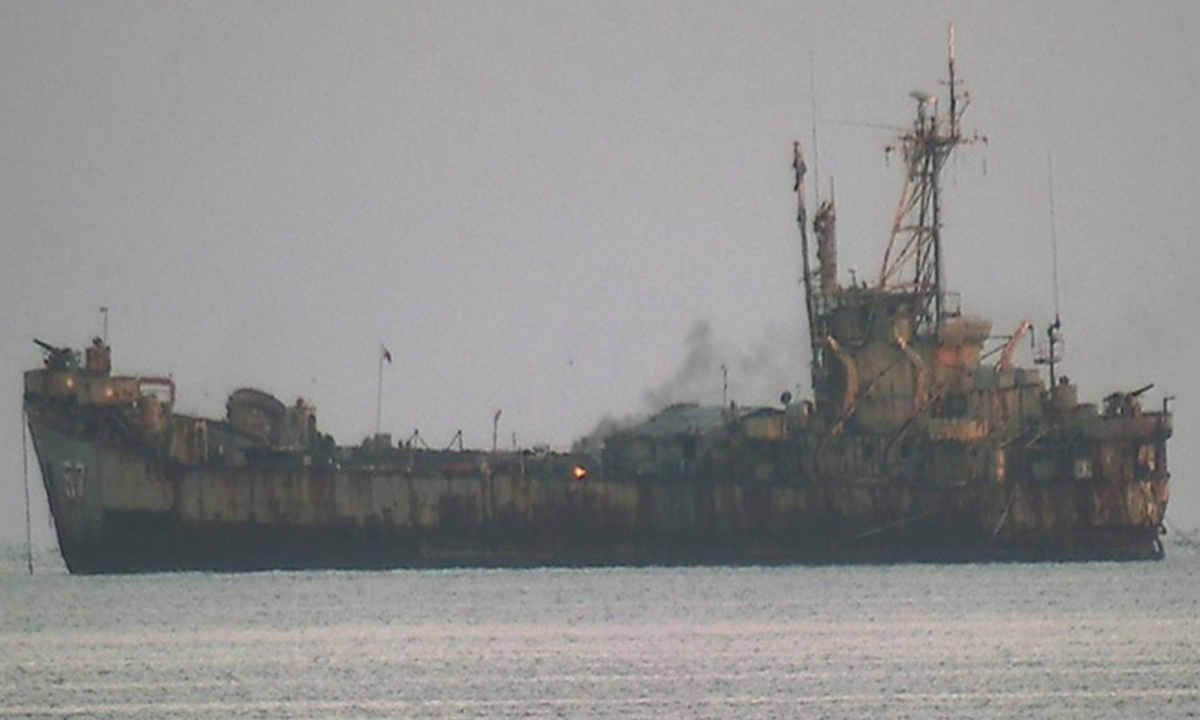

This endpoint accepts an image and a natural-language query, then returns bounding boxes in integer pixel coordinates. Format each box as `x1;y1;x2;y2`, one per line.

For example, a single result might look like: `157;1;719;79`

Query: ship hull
59;509;1163;575
28;412;1166;574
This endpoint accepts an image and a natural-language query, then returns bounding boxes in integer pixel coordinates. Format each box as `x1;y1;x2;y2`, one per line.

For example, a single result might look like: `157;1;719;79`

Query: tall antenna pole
794;142;817;353
375;345;387;437
1047;151;1062;387
933;23;956;325
100;306;109;344
947;25;958;138
809;52;822;206
1047;151;1061;321
931;23;956;325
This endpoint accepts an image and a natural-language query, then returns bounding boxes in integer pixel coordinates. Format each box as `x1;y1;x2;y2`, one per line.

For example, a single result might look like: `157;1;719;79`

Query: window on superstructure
935;394;968;419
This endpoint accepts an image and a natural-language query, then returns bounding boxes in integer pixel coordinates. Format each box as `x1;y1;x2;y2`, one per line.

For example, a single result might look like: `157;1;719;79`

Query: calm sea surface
2;543;1198;719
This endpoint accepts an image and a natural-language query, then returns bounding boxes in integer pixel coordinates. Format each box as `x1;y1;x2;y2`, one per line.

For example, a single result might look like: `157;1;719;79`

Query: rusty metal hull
27;411;1166;574
59;514;1163;575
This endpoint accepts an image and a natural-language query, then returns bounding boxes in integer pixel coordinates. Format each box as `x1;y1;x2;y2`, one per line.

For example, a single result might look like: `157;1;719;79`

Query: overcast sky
3;1;1198;546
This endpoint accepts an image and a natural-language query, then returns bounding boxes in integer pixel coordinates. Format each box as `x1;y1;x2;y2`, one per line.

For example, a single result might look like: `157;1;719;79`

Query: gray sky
3;1;1198;545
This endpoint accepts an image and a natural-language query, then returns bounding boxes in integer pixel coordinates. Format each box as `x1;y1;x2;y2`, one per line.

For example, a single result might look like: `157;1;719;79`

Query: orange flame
572;465;588;480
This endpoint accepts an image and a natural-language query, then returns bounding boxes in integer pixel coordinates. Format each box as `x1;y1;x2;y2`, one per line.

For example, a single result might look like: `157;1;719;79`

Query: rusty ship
24;45;1173;574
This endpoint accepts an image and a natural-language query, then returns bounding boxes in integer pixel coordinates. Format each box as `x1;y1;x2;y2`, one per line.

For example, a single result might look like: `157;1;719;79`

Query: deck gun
1104;383;1154;417
34;339;78;371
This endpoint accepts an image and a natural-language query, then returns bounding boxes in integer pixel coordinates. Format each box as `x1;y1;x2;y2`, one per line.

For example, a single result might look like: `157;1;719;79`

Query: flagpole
375;346;384;437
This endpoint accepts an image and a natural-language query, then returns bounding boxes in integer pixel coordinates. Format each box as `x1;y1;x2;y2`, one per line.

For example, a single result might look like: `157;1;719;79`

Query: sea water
2;542;1198;719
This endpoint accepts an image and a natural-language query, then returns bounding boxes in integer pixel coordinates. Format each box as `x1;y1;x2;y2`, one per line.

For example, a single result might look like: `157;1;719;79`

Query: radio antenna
809;51;821;206
1047;151;1061;321
1040;149;1064;387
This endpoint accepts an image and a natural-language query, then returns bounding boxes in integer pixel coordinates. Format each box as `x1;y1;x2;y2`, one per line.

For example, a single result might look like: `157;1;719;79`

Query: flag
382;346;393;364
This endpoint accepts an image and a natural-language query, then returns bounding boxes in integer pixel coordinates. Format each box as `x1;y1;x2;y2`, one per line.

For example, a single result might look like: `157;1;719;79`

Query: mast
794;142;819;382
1047;150;1060;386
877;24;983;334
375;344;392;437
1036;151;1065;385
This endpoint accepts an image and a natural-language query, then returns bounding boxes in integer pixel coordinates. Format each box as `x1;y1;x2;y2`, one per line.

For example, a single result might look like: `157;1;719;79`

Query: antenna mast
1037;151;1065;386
877;24;984;334
809;52;822;206
794;142;817;354
1048;151;1061;321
